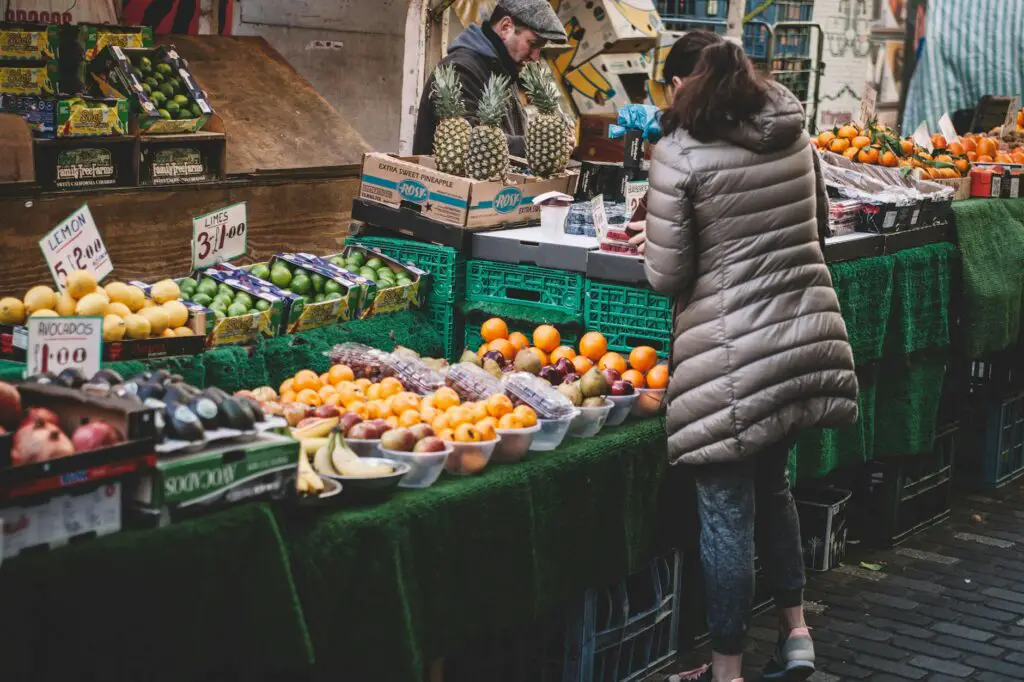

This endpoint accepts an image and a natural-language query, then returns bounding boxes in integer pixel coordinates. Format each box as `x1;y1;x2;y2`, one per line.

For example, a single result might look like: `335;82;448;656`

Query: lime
165;101;180;115
255;299;271;312
365;257;384;270
217;284;234;298
197;280;217;297
156;63;173;75
173;94;189;107
212;309;226;321
270;266;292;288
176;108;192;120
152;70;165;83
324;280;342;295
376;267;393;279
150;91;166;106
132;67;143;80
180;276;198;291
325;292;342;301
140;56;152;71
310;273;325;293
208;300;227;313
246;308;259;316
190;102;204;118
313;294;325;303
348;252;367;268
169;77;182;92
192;293;213;307
359;267;377;281
160;83;175;98
329;256;346;268
291;274;312;295
250;264;270;280
213;294;234;309
227;303;248;317
144;77;159;90
158;109;172;120
233;292;253;309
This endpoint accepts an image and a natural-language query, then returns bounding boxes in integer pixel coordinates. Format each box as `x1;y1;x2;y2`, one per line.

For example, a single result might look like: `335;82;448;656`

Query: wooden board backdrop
0;176;358;293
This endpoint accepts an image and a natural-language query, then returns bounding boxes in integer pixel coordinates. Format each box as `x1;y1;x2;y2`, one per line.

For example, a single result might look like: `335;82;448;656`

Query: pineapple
465;73;511;182
521;63;571;178
431;65;471;176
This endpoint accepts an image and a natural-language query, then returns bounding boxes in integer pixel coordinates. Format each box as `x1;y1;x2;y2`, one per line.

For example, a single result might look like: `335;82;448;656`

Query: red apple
601;368;622;386
313;404;341;419
339;412;363;435
414;436;448;453
409;423;435;441
347;422;376;440
71;420;122;453
611;380;635;396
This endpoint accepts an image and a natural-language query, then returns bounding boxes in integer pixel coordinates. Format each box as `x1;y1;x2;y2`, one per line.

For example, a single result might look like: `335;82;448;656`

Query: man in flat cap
413;0;568;159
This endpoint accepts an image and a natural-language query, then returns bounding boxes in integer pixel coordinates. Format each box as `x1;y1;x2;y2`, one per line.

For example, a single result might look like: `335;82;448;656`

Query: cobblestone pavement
668;482;1024;681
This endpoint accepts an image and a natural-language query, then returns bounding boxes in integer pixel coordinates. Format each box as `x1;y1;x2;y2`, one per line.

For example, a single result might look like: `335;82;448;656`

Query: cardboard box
650;30;686;82
330;246;428;318
32;136;138;190
555;0;662;68
359;153;579;230
0;23;60;61
183;265;300;346
1;481;121;560
565;52;652;116
265;253;366;331
139;130;226;185
73;23;152;62
0;59;57;95
131;432;297;524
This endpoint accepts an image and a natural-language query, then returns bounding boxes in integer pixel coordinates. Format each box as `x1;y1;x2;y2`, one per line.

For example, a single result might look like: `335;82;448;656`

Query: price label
625;180;649;221
912;120;933;153
857;82;877;127
590;194;608;241
192;202;247;269
938;113;960;144
26;316;102;380
39;205;112;290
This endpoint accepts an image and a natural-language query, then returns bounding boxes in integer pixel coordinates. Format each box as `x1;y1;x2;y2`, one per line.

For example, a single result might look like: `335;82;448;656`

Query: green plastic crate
466;260;584;317
464;317;580;356
425;300;464;361
347;235;465;303
584;281;672;356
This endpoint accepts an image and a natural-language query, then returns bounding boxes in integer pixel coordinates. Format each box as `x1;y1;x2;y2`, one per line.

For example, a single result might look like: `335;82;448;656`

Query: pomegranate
20;407;59;430
71;420;123;453
12;418;73;466
0;381;21;429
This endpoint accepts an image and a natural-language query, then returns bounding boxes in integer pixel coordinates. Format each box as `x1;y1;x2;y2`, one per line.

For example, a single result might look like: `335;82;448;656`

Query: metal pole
726;0;744;38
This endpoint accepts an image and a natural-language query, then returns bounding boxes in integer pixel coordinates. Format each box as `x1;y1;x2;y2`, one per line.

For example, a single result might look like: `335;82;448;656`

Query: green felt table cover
281;418;667;681
0;503;313;681
953;199;1024;358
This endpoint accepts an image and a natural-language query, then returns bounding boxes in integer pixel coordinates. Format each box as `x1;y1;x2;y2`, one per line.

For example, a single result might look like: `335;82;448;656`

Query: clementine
629;346;658;372
293;370;320;393
507;331;530;351
572;355;595;374
279;378;295;396
579;332;608;362
622;369;646;388
328;364;355;385
646;365;669;390
851;135;871;149
549;345;577;363
481;317;509;343
488;338;516;361
828;137;851;153
533;325;561;353
598;352;627;374
296;388;322;406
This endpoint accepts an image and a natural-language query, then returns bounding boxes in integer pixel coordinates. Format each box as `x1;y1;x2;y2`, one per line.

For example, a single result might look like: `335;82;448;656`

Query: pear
460;349;482;367
483;358;503;379
513;348;542;375
557;381;583;407
580;367;609;399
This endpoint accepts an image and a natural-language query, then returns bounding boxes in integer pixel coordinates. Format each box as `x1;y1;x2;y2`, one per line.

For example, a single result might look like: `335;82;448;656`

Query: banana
300;437;330;458
296;450;325;495
313;431;340;477
329;432;360;474
291;416;340;440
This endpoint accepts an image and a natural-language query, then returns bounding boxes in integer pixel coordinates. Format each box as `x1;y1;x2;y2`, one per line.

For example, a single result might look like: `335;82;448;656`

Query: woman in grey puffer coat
642;34;859;682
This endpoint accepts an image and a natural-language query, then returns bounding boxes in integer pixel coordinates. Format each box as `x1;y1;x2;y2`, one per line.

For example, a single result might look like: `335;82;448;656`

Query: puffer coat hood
645;81;858;466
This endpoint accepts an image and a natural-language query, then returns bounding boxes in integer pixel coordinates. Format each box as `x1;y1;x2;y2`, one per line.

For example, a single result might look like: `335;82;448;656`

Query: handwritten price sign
26;316;102;379
591;194;609;241
39;205;112;290
192;202;247;269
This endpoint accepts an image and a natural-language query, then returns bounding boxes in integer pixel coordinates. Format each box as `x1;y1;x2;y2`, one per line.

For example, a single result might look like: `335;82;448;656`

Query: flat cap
495;0;568;43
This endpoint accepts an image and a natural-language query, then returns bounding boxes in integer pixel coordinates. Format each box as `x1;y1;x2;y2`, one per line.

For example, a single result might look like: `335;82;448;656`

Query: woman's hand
628;220;647;254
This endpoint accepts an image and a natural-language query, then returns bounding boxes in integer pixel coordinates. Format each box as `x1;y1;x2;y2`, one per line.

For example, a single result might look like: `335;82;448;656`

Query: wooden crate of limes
175;272;287;346
254;254;364;332
326;247;427;319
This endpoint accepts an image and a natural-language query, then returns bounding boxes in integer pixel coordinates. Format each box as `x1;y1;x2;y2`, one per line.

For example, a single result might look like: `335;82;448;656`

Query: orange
977;136;997;159
318;384;336;401
481;317;509;343
433;386;461;410
533;325;561;353
392;391;421;415
293;370;320;393
851;135;871;149
513;405;538;427
349;402;370;420
340;392;367;409
485;394;515;419
622;369;646;388
354;378;373;391
646;365;669;390
296;388;322;406
385;416;399;429
281;390;297;404
279;378;295;396
467;401;489;423
880;150;899;167
977;154;994;163
488;338;516;361
579;332;608;362
996;152;1014;164
931;133;947;150
366;383;383;401
947;141;965;156
319;372;331;386
837;124;859;139
962;137;977;153
379;377;404;398
529;347;549;366
629;346;658;372
549;345;577;363
432;413;453;433
843;146;859;160
477;343;489;357
324;393;343;408
437;427;456;442
507;331;530;352
967;151;978;162
828;137;850;153
420;405;440;423
475;418;497;441
899;138;915;155
498;413;523;429
817;131;835;146
454;423;483;442
856;146;880;164
572;355;594;374
1013;153;1024;165
447;406;472;427
328;364;355;385
365;400;387;420
598;352;627;374
399;409;422;427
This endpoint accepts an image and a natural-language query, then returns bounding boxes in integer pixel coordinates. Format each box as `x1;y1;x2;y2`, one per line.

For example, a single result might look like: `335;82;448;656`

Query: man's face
495;16;546;65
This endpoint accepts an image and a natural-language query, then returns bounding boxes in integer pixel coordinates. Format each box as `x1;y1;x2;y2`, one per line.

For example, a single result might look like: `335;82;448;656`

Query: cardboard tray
586;249;647;284
471;226;598;273
351;197;506;251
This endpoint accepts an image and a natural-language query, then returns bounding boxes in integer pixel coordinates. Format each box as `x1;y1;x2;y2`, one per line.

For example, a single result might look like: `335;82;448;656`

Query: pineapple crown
431;64;467;119
520;62;561;116
476;73;511;128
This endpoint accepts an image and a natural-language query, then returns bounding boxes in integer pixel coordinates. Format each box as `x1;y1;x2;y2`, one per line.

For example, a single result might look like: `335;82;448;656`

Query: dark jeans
692;440;806;655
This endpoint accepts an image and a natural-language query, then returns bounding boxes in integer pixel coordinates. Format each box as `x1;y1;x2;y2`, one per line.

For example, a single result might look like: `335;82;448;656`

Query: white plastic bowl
492;424;542;463
605;393;640;427
346;438;381;457
531;410;580;451
380;446;452;489
630;389;667;418
568;399;614;438
443;437;501;475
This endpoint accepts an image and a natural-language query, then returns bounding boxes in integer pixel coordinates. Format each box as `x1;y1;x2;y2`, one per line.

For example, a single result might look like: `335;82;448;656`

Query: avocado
240;397;265;423
188;396;220;430
26;371;57;384
218;397;255;431
165;402;205;442
135;381;166;402
56;368;88;389
203;386;230;405
91;368;125;386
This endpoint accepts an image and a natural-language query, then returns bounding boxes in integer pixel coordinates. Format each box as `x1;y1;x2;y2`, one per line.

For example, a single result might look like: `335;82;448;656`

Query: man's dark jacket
413;23;527;158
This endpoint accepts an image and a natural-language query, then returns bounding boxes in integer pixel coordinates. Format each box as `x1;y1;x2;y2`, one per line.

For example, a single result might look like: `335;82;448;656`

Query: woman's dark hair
661;30;724;84
662;40;768;141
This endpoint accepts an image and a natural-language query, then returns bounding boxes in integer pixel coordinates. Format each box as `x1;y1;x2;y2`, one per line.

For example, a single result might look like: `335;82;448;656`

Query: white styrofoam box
0;482;121;559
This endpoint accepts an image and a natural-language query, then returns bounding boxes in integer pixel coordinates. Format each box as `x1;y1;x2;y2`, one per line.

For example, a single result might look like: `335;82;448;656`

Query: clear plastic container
381;446;451;488
492;424;542;463
443;437;500;475
324;342;389;379
346;438;381;458
630;388;666;418
380;352;445;395
502;372;577;420
530;410;579;451
568;399;614;438
446;363;503;402
605;393;639;427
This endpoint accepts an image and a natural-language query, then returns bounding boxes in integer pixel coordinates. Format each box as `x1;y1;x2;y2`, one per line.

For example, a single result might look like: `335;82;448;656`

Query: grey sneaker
761;627;815;681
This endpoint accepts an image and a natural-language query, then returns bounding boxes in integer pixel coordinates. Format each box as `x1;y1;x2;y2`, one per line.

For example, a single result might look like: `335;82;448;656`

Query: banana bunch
296;449;325;495
312;429;394;478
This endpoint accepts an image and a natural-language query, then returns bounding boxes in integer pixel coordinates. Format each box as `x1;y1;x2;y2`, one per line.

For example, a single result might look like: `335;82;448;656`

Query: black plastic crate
794;487;851;572
957;391;1024;488
966;349;1024;398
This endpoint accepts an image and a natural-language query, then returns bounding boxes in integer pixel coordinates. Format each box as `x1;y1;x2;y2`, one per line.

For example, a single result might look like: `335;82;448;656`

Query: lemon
162;300;189;328
65;270;98;299
75;292;109;316
107;302;132;318
29;309;58;318
102;314;126;342
123;314;151;339
139;306;169;335
55;291;77;316
151;279;180;304
173;326;195;336
0;297;25;325
124;285;146;312
104;282;131;305
23;286;57;314
161;328;176;338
